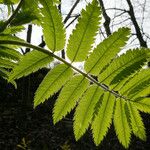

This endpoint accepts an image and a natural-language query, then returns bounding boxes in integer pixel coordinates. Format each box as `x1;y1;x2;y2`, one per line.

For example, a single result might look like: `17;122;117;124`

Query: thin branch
25;24;32;53
126;0;147;48
65;14;80;28
64;0;80;24
106;7;128;13
98;0;111;36
0;39;128;100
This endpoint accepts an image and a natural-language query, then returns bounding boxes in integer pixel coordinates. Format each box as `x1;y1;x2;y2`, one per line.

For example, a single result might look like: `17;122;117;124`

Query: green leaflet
127;101;146;141
92;92;115;146
0;0;19;4
66;0;101;62
84;27;130;75
39;0;65;52
53;75;89;124
114;99;131;148
0;57;17;68
120;69;150;98
0;67;9;79
10;10;38;26
0;46;22;61
0;34;24;49
2;26;25;34
133;98;150;113
34;64;73;108
74;85;102;140
98;49;149;86
9;50;53;81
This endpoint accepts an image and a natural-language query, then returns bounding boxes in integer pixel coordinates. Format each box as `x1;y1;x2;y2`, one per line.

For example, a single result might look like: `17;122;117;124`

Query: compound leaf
84;27;130;75
99;48;149;86
34;64;73;107
127;101;146;141
133;98;150;113
114;99;131;149
74;85;102;140
53;75;89;124
120;69;150;98
92;92;115;145
9;50;53;81
0;46;22;61
39;0;65;51
66;0;101;62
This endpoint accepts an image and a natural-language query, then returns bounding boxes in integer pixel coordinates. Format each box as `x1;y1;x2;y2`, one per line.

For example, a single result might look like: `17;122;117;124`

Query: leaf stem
0;39;128;100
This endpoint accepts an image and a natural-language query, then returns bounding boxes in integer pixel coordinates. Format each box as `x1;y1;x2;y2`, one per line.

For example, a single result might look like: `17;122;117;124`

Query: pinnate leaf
84;27;130;75
66;0;101;62
34;64;73;108
127;101;146;140
133;98;150;113
39;0;65;51
114;99;131;148
74;85;102;140
99;48;149;86
53;75;89;124
120;69;150;98
92;92;115;145
9;50;53;81
0;46;22;61
0;57;17;68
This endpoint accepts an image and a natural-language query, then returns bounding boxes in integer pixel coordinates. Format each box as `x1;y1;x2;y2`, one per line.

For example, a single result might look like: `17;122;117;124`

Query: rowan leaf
66;0;101;62
53;75;89;124
34;64;73;108
127;101;146;141
114;99;131;148
39;0;65;51
84;27;130;75
74;85;102;140
9;50;53;81
99;48;149;86
92;92;115;145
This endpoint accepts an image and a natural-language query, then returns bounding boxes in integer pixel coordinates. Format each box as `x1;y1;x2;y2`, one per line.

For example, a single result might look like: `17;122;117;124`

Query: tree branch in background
65;14;80;29
63;0;80;24
98;0;111;36
126;0;147;48
25;24;32;53
58;0;65;59
38;36;45;48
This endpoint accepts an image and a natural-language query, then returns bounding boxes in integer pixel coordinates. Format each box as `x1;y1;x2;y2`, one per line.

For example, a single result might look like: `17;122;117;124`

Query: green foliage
66;0;101;62
114;100;131;148
39;0;66;51
74;85;102;140
34;64;73;107
1;0;150;149
0;46;22;61
133;98;150;113
10;11;38;26
0;0;19;4
9;50;53;82
98;48;149;86
84;27;130;75
53;75;89;124
92;92;115;145
127;101;146;140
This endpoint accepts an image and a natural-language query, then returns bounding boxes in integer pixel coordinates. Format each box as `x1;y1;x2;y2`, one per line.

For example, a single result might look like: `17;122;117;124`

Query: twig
126;0;147;48
98;0;111;36
64;0;80;24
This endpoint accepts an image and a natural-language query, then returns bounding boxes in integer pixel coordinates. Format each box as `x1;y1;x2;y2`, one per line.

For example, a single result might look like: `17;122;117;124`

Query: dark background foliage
0;69;150;149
